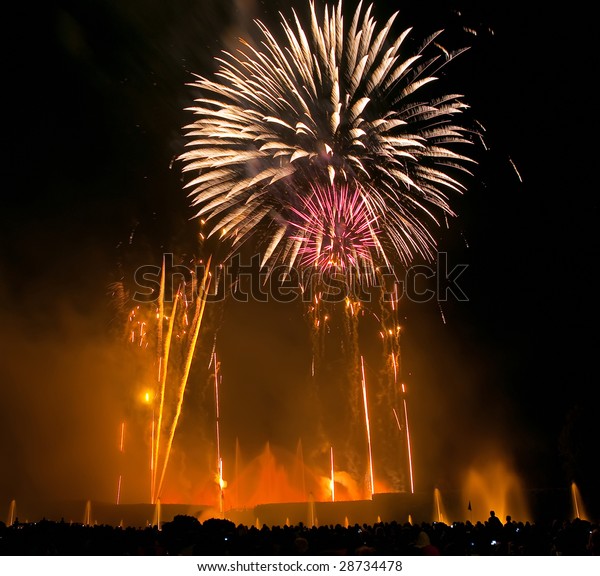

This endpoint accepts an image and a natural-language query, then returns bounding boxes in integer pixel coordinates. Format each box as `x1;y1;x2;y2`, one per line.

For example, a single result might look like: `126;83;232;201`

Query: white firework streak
179;0;477;268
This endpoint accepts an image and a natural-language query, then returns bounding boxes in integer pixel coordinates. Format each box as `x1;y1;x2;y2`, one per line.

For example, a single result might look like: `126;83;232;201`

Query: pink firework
288;183;386;276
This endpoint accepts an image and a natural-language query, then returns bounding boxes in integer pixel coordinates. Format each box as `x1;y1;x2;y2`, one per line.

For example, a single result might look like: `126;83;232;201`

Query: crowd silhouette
1;512;598;556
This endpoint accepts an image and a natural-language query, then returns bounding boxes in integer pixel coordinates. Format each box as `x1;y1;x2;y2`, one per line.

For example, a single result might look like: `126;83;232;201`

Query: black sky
2;0;599;519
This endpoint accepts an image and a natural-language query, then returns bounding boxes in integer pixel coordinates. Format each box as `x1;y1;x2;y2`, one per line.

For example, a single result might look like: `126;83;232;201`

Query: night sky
2;0;598;520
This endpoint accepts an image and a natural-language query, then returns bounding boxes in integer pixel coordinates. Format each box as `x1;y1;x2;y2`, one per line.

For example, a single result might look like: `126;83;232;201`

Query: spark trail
155;257;212;501
113;252;214;503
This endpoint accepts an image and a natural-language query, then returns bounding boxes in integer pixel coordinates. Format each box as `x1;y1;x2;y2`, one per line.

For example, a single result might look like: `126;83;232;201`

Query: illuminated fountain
571;482;589;521
83;500;92;526
6;499;16;526
433;488;449;524
460;460;530;523
153;497;162;529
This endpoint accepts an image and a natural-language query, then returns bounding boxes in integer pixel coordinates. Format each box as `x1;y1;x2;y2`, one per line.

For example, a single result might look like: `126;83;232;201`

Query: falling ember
214;351;225;515
361;356;375;497
218;459;225;490
392;408;402;432
116;475;122;505
509;156;523;182
150;417;155;503
217;458;226;518
437;301;447;325
214;351;221;465
119;421;125;453
330;446;335;502
117;420;126;505
402;384;415;494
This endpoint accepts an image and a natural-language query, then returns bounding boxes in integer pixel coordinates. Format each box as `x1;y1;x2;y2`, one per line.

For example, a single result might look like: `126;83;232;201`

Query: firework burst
288;182;384;277
179;0;477;270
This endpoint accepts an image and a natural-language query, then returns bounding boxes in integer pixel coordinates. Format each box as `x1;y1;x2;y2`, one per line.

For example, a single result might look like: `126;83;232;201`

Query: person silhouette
487;510;503;541
487;511;502;527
